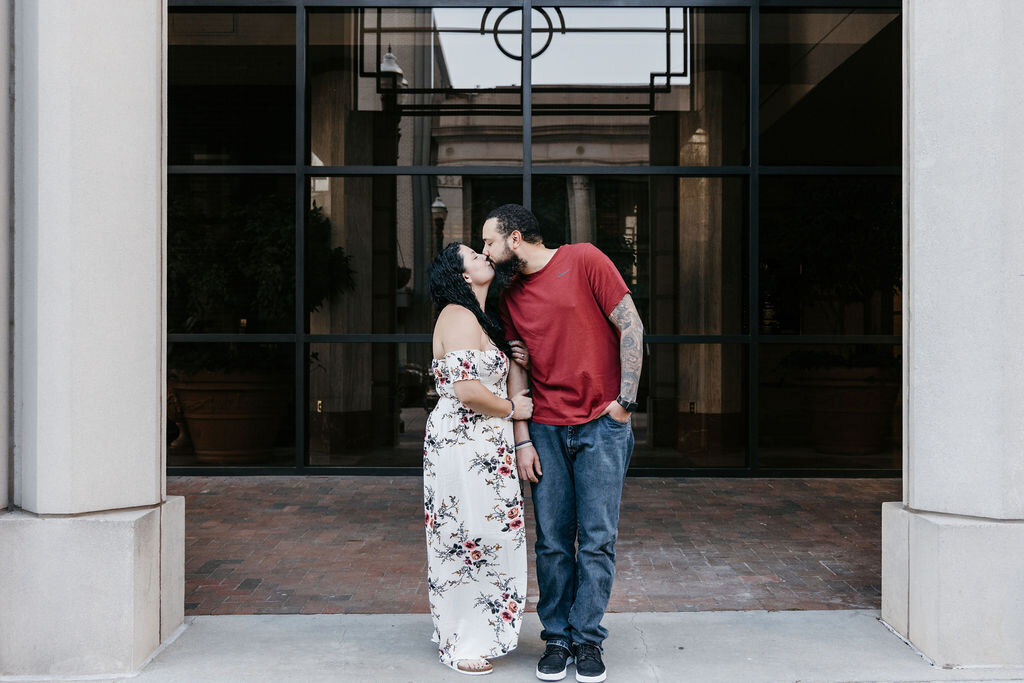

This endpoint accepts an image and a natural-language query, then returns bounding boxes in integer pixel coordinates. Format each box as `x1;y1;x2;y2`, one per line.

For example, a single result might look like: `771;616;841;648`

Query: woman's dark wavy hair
429;242;511;357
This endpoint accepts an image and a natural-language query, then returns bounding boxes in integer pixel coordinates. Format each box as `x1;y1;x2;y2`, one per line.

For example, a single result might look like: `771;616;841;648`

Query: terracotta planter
166;380;192;453
797;367;899;455
170;371;290;464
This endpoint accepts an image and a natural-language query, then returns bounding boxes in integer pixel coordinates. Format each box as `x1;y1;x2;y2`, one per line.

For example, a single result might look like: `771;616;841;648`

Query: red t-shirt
499;243;630;425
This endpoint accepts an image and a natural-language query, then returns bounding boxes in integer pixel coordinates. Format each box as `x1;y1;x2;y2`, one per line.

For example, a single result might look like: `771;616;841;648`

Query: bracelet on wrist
504;398;516;420
514;440;533;451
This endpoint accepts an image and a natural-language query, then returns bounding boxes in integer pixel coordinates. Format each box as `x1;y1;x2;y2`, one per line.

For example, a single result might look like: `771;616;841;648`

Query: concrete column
0;0;10;512
567;175;595;244
882;0;1024;667
0;0;183;676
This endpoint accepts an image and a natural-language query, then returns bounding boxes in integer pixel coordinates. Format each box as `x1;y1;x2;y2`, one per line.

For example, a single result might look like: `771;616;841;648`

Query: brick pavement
169;476;899;616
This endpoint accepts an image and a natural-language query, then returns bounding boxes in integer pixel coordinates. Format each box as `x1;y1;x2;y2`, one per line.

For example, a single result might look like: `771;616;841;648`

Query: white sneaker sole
575;670;607;683
535;656;574;681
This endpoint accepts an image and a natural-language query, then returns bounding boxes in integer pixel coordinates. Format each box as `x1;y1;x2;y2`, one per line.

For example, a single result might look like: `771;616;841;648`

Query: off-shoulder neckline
431;347;505;363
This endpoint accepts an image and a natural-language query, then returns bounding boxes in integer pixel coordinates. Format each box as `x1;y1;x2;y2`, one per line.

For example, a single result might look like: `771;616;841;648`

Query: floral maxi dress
424;348;527;667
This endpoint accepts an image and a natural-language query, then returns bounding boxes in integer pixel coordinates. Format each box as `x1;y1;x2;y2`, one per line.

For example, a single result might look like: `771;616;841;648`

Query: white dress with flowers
423;348;527;667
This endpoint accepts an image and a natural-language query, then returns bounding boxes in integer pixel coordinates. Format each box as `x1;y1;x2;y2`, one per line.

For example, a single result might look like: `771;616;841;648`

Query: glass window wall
169;11;296;165
168;175;295;334
308;9;524;168
758;343;901;470
306;175;520;335
167;343;296;467
168;1;902;475
759;9;901;166
531;8;749;167
759;176;900;337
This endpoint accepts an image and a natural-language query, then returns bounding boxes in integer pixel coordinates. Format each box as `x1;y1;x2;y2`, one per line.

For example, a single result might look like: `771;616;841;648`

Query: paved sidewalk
74;611;1024;683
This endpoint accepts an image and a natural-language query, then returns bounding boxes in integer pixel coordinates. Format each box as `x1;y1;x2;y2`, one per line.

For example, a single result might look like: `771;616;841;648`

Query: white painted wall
0;0;10;512
904;0;1024;521
13;0;165;514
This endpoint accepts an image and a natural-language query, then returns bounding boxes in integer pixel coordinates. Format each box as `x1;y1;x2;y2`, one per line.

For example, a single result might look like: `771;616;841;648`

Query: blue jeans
529;415;634;648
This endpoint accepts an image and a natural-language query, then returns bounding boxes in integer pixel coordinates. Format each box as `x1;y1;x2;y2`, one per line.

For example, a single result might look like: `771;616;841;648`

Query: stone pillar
0;0;10;513
0;1;184;676
882;0;1024;667
567;175;595;244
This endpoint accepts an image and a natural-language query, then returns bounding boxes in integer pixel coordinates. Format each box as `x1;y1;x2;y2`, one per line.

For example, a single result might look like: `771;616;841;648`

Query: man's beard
491;252;526;290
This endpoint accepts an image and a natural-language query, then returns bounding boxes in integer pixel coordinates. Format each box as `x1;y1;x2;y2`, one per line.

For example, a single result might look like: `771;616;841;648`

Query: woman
424;242;532;675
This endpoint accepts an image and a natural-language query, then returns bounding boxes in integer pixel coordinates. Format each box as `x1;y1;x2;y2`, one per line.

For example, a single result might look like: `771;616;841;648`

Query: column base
882;501;1024;666
0;497;184;677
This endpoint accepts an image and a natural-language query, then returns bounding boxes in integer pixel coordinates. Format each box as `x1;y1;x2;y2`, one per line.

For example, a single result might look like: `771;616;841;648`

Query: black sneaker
573;643;606;683
536;642;574;681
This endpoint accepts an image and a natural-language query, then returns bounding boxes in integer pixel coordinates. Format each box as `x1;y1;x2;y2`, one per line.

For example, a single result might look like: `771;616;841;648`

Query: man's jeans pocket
601;413;630;426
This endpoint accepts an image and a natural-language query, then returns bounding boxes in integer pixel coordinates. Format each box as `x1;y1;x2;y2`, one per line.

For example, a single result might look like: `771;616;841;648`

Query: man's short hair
485;204;544;244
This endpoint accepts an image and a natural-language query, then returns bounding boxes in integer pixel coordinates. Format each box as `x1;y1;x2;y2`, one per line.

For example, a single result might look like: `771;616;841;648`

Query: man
481;204;643;683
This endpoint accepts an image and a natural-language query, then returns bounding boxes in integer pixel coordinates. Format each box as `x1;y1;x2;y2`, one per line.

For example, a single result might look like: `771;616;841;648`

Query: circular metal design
480;7;565;62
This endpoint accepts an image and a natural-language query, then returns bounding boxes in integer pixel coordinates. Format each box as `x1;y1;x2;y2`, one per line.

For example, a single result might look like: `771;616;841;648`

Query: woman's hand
510;388;533;420
509;340;530;369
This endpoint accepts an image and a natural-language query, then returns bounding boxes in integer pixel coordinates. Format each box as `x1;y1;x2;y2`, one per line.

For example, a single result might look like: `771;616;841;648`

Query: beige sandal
452;658;493;676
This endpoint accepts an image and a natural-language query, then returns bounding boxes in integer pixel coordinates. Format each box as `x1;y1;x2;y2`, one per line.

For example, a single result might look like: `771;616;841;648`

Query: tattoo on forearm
609;295;644;402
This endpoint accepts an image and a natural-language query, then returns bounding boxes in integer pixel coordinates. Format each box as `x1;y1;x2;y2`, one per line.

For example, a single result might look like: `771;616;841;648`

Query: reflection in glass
635;344;747;468
308;343;433;466
165;4;905;474
531;8;691;88
653;177;747;335
305;341;745;469
759;176;901;336
759;9;901;165
531;9;748;165
309;9;523;167
758;344;901;469
532;176;747;336
168;11;295;165
167;343;296;466
307;176;520;335
168;175;295;334
432;8;522;88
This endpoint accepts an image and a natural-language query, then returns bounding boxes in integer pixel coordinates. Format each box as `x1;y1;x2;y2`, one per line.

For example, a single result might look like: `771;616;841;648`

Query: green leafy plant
168;193;355;374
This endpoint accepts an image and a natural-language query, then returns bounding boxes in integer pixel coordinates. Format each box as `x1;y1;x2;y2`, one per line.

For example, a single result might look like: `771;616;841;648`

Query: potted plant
167;191;355;463
781;347;899;454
